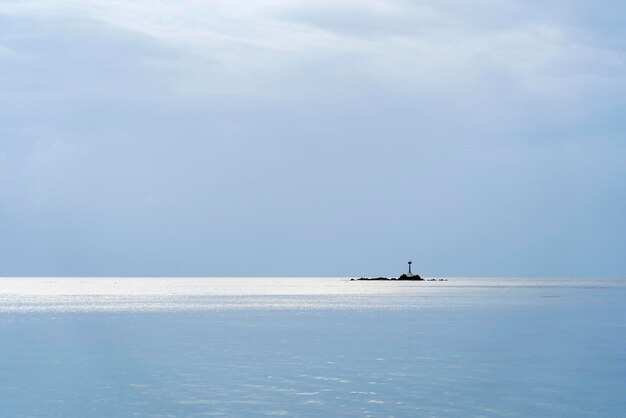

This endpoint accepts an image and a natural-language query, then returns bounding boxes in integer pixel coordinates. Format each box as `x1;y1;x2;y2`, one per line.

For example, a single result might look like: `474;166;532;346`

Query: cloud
2;0;624;99
0;0;625;276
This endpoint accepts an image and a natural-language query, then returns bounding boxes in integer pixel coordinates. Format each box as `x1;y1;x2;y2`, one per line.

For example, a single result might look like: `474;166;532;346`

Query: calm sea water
0;277;625;417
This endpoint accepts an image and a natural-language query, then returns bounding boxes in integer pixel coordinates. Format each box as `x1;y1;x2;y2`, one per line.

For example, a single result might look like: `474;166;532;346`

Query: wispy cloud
2;0;624;97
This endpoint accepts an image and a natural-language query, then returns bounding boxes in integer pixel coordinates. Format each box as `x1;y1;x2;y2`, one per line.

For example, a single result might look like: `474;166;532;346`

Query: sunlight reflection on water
0;277;623;312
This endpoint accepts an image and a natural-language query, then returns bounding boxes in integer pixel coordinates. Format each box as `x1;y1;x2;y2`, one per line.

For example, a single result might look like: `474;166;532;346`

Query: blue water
0;278;625;417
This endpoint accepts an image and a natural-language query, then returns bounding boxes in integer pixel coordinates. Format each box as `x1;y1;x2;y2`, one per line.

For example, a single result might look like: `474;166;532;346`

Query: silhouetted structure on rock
352;260;424;281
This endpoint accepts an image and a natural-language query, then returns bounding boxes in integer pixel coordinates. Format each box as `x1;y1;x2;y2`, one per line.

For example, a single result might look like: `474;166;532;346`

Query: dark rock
397;274;423;281
354;273;429;282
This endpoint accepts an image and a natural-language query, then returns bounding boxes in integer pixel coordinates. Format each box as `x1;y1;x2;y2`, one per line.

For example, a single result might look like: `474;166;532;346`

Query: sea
0;277;624;417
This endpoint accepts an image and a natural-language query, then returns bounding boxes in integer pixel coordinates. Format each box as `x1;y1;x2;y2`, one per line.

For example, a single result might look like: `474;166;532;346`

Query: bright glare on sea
1;277;625;417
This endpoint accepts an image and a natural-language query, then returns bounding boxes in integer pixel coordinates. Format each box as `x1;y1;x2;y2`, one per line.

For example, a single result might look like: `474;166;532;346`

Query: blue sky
1;0;625;277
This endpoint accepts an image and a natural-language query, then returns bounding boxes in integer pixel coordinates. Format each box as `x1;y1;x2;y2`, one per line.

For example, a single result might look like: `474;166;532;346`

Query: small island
351;261;447;281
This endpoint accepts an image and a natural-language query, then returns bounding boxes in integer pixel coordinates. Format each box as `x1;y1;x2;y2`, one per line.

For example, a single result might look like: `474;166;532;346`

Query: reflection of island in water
351;261;447;282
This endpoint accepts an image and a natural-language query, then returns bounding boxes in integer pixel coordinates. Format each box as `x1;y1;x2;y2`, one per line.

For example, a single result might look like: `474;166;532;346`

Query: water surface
0;277;624;417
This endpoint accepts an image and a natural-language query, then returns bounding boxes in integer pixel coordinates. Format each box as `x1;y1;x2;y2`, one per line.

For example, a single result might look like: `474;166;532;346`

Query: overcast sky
1;0;625;277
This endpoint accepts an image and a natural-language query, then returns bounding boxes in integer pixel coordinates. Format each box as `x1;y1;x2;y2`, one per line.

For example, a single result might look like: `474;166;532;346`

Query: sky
0;0;625;277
